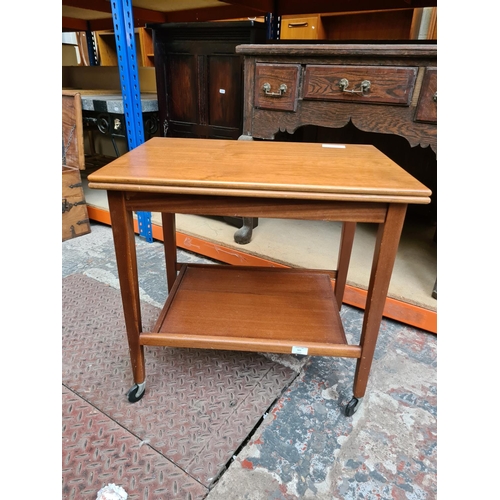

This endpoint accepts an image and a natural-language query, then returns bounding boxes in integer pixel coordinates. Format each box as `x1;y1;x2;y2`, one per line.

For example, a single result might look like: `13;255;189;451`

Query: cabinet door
153;22;266;139
208;55;242;129
166;54;199;125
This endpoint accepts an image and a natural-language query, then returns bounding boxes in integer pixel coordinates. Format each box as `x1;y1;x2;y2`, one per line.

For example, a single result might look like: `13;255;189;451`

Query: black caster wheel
127;383;146;403
345;397;362;417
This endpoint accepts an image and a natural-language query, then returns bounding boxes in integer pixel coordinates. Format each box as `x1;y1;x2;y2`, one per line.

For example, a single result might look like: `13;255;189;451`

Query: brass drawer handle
288;22;308;28
338;78;371;95
262;82;287;97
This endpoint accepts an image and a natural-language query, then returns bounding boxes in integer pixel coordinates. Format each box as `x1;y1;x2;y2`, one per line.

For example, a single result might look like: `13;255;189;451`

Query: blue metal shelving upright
107;4;280;243
110;0;153;242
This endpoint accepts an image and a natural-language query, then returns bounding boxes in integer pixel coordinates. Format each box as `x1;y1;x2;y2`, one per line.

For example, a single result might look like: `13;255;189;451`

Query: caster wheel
127;383;145;403
345;397;361;417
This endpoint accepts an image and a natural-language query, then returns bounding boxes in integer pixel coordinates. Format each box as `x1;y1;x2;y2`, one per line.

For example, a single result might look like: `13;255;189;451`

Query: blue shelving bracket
137;212;153;243
110;0;152;242
265;12;281;40
85;31;98;66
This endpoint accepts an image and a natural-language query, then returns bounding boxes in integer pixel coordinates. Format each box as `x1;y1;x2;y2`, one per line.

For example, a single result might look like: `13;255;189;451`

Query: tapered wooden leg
107;191;145;385
353;203;407;399
161;212;177;293
335;222;356;310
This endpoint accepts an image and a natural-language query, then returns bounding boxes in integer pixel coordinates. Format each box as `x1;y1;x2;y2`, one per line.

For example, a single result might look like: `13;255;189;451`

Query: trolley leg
335;222;356;310
347;204;407;415
107;191;146;402
161;212;177;293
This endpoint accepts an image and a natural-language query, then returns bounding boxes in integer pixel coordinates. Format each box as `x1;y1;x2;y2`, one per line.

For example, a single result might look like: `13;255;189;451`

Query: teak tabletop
87;137;431;203
87;136;431;416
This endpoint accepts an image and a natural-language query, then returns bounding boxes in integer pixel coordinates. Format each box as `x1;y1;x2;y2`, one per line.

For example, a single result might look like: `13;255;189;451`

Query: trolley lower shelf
140;264;362;359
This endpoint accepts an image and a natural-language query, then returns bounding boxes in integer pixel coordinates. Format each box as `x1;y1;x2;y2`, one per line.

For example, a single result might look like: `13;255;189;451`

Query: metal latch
62;198;85;213
69;219;90;238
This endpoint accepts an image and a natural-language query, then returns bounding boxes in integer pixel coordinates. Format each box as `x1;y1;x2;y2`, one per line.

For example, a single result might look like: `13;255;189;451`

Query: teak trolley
88;137;431;416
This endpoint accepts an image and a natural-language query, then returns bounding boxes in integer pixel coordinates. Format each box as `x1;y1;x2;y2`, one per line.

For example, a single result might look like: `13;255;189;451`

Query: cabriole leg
234;216;254;244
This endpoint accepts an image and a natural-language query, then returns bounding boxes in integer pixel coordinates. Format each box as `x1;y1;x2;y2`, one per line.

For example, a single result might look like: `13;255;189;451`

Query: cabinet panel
208;55;242;128
150;21;267;140
322;10;414;40
166;54;199;124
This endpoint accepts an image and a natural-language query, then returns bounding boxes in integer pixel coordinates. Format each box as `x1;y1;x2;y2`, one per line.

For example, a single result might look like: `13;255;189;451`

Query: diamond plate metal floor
62;273;297;497
62;386;207;499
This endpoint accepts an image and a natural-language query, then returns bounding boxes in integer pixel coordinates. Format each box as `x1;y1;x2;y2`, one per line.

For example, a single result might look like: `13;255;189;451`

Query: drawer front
280;15;325;40
303;65;417;105
254;63;301;111
414;68;437;123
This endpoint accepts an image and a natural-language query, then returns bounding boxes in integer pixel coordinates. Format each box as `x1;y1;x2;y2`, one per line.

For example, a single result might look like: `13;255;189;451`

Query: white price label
291;346;309;355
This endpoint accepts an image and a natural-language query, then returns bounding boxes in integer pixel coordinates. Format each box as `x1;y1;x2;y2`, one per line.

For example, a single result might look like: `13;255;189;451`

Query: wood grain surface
88;137;431;202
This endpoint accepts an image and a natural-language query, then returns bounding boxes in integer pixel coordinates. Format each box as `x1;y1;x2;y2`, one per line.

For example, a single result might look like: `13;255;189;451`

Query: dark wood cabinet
237;43;437;152
150;21;267;140
218;42;437;249
237;42;437;224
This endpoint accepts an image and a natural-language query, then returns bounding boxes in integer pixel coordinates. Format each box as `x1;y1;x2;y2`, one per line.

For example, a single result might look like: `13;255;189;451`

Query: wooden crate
62;90;85;170
63;165;90;241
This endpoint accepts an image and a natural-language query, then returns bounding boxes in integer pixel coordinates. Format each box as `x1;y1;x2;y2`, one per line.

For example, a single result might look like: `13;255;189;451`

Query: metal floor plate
62;274;297;495
62;386;208;499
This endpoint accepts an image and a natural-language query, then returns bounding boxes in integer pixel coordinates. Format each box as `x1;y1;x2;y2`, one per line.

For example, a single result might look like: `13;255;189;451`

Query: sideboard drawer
414;68;437;123
254;63;301;111
303;65;417;106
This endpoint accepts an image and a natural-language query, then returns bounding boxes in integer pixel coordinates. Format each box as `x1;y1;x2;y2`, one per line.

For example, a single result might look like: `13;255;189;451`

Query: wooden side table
88;137;430;416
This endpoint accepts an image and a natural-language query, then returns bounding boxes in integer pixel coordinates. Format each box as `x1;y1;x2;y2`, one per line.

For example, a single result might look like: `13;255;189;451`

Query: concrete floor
62;222;437;499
